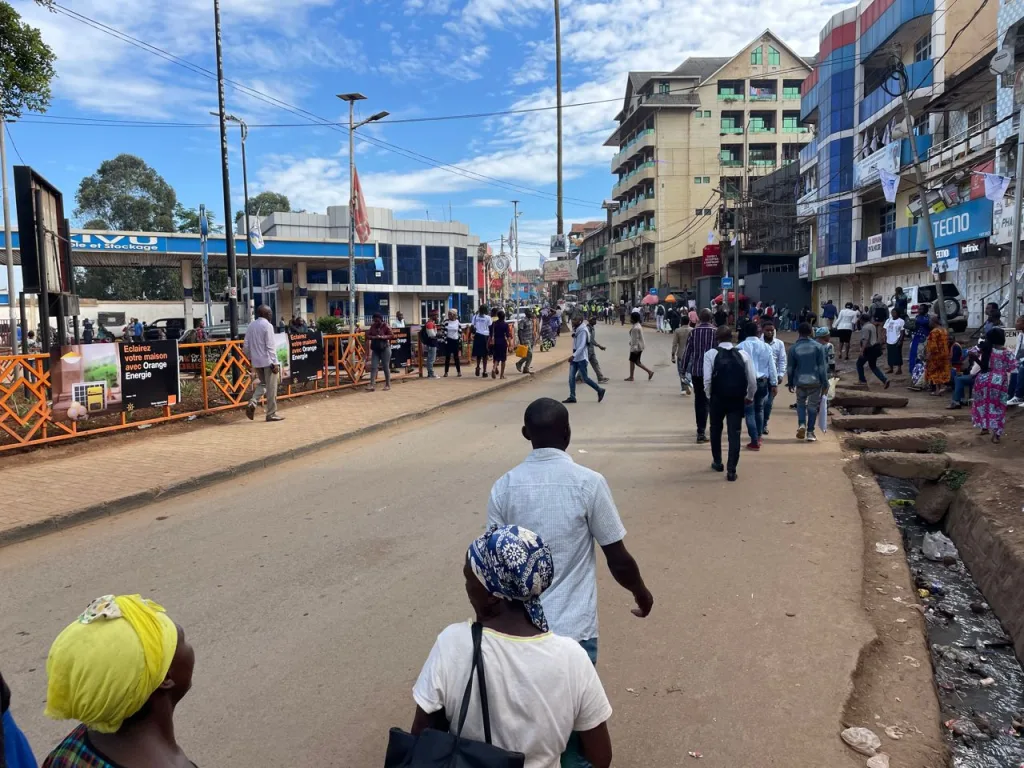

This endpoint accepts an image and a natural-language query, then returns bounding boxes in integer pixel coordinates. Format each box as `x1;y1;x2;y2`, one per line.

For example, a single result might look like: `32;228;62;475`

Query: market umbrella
641;294;660;305
713;291;748;304
663;294;678;303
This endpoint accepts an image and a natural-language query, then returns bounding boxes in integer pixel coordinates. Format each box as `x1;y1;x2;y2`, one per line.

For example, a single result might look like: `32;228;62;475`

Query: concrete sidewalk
0;346;568;547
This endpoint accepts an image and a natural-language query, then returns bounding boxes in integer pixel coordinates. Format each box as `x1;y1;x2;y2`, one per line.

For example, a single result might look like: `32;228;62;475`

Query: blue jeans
952;373;975;404
425;345;437;376
568;359;601;400
561;639;599;768
744;379;769;443
763;386;776;429
795;384;821;430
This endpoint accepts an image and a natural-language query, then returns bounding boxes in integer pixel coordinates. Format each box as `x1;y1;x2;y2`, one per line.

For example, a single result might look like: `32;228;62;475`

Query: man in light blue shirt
244;305;284;422
761;320;786;435
564;315;606;404
737;321;778;449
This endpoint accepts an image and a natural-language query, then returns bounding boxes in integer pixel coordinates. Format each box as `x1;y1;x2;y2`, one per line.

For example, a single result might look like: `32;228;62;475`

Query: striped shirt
680;323;717;377
487;448;627;641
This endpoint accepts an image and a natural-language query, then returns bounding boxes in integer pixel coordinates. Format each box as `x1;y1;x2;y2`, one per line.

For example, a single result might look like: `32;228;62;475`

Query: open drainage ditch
876;475;1024;767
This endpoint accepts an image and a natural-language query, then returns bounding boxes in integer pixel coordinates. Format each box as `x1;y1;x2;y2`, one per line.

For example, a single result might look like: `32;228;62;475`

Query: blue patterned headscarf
468;525;554;632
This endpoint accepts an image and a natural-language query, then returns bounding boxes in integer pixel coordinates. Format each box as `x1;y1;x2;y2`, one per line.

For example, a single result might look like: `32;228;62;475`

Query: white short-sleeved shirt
487;449;627;641
883;317;905;345
473;315;493;335
413;622;612;768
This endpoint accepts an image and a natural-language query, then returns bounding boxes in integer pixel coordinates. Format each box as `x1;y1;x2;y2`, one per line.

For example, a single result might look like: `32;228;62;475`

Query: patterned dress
924;327;951;385
971;347;1016;436
43;725;198;767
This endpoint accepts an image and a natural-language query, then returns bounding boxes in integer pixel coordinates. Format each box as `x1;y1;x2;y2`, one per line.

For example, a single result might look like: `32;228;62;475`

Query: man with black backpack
703;325;757;481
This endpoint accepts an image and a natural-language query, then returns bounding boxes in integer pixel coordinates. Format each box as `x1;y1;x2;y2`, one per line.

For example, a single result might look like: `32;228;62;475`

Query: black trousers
710;396;745;472
444;338;461;374
692;375;708;435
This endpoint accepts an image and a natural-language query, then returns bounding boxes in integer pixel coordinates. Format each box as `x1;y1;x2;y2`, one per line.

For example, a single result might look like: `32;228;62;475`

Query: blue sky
7;0;832;272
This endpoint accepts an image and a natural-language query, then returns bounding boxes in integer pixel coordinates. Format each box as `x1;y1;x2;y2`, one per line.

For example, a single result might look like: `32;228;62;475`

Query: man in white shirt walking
244;305;284;422
737;321;778;450
761;320;786;435
564;316;606;404
704;325;757;481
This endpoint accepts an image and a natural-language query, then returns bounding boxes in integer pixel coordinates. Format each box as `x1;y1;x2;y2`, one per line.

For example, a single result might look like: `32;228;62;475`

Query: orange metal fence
0;330;441;454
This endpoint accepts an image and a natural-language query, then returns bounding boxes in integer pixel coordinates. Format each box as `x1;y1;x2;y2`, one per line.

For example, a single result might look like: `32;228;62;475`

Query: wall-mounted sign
927;197;993;249
867;234;882;261
927;243;959;274
798;255;809;278
701;244;721;275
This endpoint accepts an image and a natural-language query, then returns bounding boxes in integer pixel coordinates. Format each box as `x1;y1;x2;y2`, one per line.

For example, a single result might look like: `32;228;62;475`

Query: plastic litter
687;751;702;759
875;542;899;555
841;727;881;756
884;725;904;740
922;531;959;562
866;755;890;768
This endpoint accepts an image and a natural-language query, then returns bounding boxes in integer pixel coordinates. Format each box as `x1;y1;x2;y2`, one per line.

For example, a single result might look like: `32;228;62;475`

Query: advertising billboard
119;340;180;410
288;331;324;383
543;260;578;282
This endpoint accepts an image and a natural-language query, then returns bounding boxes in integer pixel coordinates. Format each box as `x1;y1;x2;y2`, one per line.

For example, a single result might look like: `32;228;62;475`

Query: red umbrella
641;294;660;305
713;292;748;304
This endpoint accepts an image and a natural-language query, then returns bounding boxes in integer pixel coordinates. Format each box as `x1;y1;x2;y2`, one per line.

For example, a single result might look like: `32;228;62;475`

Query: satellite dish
990;48;1013;76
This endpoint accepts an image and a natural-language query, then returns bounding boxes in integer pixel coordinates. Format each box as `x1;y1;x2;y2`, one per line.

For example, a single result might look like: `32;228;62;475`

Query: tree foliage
174;203;223;234
0;2;56;119
235;190;291;224
75;154;177;232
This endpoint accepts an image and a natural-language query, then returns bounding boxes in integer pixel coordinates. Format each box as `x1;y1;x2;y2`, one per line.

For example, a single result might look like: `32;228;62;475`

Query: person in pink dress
971;327;1015;444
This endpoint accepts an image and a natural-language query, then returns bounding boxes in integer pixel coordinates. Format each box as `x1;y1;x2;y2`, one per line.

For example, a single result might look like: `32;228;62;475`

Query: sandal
648;370;655;381
624;377;634;382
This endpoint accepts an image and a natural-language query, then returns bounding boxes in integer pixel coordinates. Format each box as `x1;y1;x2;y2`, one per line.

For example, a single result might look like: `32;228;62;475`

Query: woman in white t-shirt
471;306;493;377
834;302;859;360
443;309;463;377
412;525;613;768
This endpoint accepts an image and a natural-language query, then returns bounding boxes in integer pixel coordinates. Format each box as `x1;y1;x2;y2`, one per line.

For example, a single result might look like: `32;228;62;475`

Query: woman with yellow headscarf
41;595;195;768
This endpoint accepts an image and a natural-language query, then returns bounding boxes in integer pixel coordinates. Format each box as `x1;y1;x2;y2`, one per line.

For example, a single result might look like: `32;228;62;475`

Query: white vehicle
890;282;968;333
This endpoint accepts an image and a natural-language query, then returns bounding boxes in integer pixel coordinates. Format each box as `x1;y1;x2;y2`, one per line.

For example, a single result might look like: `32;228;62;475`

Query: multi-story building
799;0;999;323
578;224;611;301
605;30;814;304
259;205;480;324
746;162;811;255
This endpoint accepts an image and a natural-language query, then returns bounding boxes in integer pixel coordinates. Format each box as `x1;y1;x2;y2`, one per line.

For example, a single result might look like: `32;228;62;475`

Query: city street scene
1;0;1024;766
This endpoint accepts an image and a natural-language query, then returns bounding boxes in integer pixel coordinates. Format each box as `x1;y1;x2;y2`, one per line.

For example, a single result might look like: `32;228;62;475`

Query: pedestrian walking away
410;525;614;768
856;312;889;389
586;316;609;383
618;302;626;326
41;594;196;768
671;316;694;395
489;309;513;380
883;308;905;374
666;304;681;333
834;302;858;360
488;397;653;764
516;308;536;375
366;313;395;391
761;321;786;435
971;327;1015;443
924;315;951;396
420;311;440;378
565;316;606;404
471;306;492;377
625;312;654;382
704;325;757;481
816;326;836;377
680;309;717;441
244;304;284;422
821;299;837;329
737;321;778;450
443;309;463;377
787;322;829;442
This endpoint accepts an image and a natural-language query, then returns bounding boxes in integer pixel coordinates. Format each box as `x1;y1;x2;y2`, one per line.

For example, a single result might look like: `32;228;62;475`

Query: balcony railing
859;59;933;124
926;120;996;173
612;161;656;194
720;126;744;134
720;157;743;167
782;125;810;133
782;90;801;101
749;93;777;101
750;159;777;167
611;128;655;170
749;126;776;133
718;93;744;101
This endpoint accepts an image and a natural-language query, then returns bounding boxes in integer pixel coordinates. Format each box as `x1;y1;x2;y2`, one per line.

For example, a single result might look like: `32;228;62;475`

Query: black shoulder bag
385;622;526;768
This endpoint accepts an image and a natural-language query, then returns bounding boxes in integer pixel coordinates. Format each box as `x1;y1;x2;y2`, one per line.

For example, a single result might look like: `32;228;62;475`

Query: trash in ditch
137;423;153;430
884;725;904;740
875;542;899;555
889;498;913;507
922;531;958;562
186;414;197;422
841;727;881;756
866;755;890;768
902;656;921;669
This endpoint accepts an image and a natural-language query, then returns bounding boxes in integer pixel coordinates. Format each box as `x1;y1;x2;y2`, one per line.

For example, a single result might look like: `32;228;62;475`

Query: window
454;247;469;287
659;81;670;94
695;208;713;216
914;33;931;63
695;109;711;118
783;115;799;131
751;46;762;65
783;85;801;99
702;176;710;183
695;177;703;184
768;46;780;66
879;203;896;234
397;244;422;285
425;246;450;286
750;116;765;131
721;116;735;130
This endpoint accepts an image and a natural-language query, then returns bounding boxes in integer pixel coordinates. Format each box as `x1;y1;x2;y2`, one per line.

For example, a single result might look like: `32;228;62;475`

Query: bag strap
454;622;493;743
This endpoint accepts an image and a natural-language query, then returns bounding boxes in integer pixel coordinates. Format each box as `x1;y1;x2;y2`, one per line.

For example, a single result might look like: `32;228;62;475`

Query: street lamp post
337;93;389;334
212;112;253;321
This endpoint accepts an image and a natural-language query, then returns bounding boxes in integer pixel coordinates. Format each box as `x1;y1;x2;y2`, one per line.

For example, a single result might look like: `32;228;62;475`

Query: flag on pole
352;167;371;243
707;231;714;244
199;206;209;240
509;218;516;251
249;215;265;250
881;120;891;146
982;173;1011;203
879;168;900;203
730;235;738;246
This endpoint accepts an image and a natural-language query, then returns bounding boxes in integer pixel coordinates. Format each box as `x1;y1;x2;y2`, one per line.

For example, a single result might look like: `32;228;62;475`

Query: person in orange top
924;315;951;396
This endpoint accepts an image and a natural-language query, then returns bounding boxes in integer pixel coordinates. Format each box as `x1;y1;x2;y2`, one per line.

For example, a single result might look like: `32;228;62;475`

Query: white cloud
469;198;510;207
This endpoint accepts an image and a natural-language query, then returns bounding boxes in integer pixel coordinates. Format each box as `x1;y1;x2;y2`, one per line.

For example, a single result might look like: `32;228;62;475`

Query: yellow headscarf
44;595;178;733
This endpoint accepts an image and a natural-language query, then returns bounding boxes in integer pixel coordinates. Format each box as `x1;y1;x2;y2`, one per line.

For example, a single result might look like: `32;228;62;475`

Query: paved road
1;326;873;767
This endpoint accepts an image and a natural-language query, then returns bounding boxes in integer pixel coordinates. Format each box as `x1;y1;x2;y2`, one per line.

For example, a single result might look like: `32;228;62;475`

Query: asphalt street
0;324;873;767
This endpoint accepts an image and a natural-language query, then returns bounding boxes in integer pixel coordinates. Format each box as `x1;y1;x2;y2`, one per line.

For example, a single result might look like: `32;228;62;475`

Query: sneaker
245;402;256;421
806;431;817;442
562;397;577;404
762;428;769;435
266;414;284;422
796;426;807;440
711;462;724;472
727;471;737;482
745;442;760;451
1007;396;1022;406
598;388;607;403
696;433;708;444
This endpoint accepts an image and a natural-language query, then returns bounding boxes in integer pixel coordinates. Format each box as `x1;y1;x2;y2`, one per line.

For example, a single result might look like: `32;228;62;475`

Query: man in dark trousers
680;309;718;442
702;325;756;481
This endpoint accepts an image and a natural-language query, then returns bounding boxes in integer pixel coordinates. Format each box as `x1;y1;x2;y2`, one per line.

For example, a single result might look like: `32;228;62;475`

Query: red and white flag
352;167;371;243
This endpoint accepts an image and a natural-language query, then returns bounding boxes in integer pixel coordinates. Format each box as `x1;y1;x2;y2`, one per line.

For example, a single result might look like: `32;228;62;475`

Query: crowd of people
1;397;652;768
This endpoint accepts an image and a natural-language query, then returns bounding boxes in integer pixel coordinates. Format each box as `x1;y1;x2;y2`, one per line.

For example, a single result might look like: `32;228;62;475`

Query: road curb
0;357;567;550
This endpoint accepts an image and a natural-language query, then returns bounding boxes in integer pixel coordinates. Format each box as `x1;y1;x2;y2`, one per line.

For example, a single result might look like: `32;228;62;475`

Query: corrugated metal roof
669;57;731;82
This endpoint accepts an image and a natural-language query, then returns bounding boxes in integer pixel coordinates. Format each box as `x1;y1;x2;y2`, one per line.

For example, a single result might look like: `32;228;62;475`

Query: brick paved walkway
0;348;566;546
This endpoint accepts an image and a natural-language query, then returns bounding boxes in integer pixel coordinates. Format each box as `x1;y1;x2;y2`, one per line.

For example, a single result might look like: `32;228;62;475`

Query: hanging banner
970;160;995;199
798;255;810;278
854;141;900;189
879;168;900;203
701;244;721;275
288;330;324;383
119;340;180;410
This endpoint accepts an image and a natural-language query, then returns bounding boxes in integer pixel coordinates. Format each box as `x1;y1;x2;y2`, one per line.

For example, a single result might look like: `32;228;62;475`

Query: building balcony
926;120;996;176
859;59;933;125
612;161;656;196
750;159;777;167
749;94;777;102
782;89;802;102
720;158;744;167
720;126;744;134
610;129;655;172
782;125;810;133
749;126;776;134
718;93;744;102
614;196;656;225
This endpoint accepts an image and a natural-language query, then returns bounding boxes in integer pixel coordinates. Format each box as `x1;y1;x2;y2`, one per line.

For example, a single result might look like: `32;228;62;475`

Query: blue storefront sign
927;243;959;273
928;198;993;250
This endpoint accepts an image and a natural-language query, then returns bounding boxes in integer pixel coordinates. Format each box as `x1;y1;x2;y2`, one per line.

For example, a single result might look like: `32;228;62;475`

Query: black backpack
712;347;748;399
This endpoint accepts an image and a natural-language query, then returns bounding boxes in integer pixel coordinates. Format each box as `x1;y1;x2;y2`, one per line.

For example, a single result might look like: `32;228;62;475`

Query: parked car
890;282;968;333
204;321;250;340
143;318;187;340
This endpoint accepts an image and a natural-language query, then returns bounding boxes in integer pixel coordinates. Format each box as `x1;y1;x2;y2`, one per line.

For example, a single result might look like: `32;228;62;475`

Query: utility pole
1008;101;1024;317
733;197;741;328
553;0;564;236
1;114;15;352
212;0;238;339
216;113;253;321
512;200;520;316
899;89;947;327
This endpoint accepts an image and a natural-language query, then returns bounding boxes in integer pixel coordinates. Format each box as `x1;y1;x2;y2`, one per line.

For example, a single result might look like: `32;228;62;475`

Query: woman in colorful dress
907;304;931;376
924;315;951;395
971;327;1016;443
